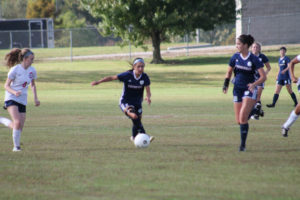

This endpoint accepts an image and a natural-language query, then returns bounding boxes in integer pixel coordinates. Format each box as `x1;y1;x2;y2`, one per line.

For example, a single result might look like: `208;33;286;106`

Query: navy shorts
4;100;26;113
257;82;265;88
233;87;258;103
277;79;291;86
119;102;142;116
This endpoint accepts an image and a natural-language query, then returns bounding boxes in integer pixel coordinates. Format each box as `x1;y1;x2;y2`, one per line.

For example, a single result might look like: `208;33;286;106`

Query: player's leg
234;102;242;124
7;105;22;152
239;97;256;151
286;83;298;106
267;84;282;107
0;116;12;128
250;86;263;120
281;103;300;137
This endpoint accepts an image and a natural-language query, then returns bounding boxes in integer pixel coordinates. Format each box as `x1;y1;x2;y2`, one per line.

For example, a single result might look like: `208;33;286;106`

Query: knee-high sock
272;94;279;105
240;123;249;148
131;117;145;138
0;117;12;127
13;129;21;148
283;110;299;129
290;92;298;105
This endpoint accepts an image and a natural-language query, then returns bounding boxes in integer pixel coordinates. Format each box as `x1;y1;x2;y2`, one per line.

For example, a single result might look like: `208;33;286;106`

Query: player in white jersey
3;48;40;152
281;55;300;136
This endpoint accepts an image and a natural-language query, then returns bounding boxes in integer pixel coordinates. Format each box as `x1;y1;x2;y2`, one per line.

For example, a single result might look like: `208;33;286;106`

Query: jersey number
22;82;27;88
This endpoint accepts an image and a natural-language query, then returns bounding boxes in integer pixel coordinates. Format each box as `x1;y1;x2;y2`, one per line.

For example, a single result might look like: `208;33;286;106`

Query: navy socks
240;123;249;149
131;117;145;138
272;94;279;105
290;92;298;105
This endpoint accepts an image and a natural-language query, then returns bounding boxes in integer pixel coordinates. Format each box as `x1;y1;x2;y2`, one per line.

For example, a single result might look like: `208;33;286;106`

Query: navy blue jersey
254;53;269;80
277;56;290;80
117;70;150;105
229;52;264;89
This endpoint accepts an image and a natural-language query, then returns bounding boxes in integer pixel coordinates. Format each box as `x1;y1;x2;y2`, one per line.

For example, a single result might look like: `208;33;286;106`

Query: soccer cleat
150;136;155;143
281;127;289;137
12;146;21;152
130;136;135;143
266;104;275;108
259;109;264;117
253;114;259;120
239;146;246;152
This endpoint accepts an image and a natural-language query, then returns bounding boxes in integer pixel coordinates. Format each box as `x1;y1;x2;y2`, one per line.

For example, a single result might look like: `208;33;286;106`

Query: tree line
0;0;235;63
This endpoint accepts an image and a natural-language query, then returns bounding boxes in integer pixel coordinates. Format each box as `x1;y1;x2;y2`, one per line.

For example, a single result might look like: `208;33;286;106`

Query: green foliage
0;0;27;19
26;0;55;19
81;0;236;63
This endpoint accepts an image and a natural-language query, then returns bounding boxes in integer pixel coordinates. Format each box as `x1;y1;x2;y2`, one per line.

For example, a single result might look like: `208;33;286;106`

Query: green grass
0;42;204;60
0;54;300;200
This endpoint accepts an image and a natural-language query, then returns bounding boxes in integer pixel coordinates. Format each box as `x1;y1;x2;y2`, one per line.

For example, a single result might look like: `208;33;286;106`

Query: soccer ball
134;133;150;148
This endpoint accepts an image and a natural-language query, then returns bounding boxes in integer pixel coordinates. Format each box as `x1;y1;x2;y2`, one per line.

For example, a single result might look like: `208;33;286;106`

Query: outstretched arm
248;68;266;92
289;57;300;83
91;75;118;86
4;78;21;97
264;62;271;75
145;86;151;105
31;80;40;106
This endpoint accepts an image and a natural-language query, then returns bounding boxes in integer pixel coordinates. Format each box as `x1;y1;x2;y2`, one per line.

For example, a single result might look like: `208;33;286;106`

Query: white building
236;0;300;45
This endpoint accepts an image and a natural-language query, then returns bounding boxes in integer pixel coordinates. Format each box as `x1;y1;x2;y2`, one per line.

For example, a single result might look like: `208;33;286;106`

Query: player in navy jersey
223;35;266;152
266;47;298;107
281;54;300;137
250;42;272;120
91;58;154;143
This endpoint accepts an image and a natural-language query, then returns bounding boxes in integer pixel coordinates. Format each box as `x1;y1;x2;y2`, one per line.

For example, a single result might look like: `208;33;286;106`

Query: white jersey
297;55;300;61
5;64;37;105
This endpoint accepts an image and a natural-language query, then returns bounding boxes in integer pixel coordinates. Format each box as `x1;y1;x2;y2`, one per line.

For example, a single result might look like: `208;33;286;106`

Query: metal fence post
186;33;189;56
70;30;73;62
9;31;12;49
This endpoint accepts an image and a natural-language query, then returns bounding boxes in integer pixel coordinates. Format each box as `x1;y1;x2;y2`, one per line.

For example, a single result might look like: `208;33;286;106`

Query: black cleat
259;109;264;117
239;146;246;152
266;104;275;108
281;127;289;137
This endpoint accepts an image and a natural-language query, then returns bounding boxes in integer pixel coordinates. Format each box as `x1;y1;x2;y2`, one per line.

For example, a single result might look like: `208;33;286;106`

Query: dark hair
279;46;287;52
237;34;255;47
129;57;144;70
5;48;34;68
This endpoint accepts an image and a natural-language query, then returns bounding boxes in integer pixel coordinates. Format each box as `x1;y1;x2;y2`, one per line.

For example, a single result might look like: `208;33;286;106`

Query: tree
26;0;55;19
81;0;235;63
1;0;28;19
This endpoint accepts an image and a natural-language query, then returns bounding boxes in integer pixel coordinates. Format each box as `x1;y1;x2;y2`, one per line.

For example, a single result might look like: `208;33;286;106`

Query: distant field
0;54;300;200
0;42;205;60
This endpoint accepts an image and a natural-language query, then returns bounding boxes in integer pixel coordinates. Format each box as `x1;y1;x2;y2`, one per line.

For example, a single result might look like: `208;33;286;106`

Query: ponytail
237;34;255;47
5;48;34;68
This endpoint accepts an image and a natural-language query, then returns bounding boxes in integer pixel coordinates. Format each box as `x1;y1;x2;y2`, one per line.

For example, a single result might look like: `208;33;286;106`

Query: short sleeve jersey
229;52;264;89
297;55;300;61
5;64;37;105
277;56;291;80
117;70;150;105
254;53;269;80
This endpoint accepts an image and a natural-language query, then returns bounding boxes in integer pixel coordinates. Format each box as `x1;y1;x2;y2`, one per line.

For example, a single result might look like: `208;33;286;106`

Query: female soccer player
250;42;272;120
281;54;300;136
3;48;40;152
91;58;154;143
266;47;298;107
223;34;266;151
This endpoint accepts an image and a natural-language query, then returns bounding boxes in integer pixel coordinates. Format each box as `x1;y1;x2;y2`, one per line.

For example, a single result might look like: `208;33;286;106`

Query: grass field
0;51;300;200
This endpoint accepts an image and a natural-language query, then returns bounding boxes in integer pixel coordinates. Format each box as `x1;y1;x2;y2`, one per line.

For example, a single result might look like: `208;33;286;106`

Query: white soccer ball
134;134;150;148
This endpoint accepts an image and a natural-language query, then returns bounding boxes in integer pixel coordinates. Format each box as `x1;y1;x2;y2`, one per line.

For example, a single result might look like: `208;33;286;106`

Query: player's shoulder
232;52;240;58
142;72;150;78
249;53;260;61
28;66;36;72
